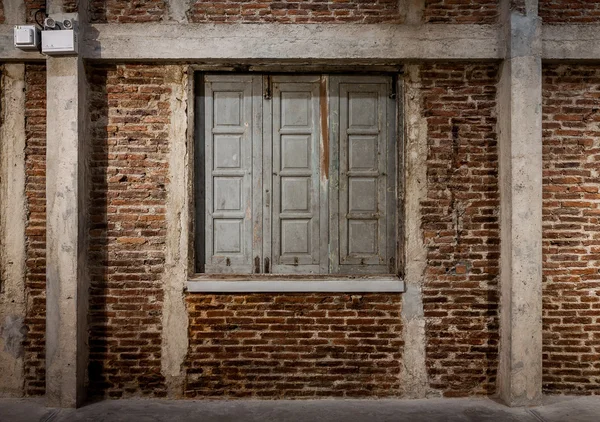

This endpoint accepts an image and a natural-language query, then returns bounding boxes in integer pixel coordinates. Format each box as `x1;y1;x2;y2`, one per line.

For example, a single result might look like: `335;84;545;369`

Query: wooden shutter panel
265;75;328;274
204;75;262;273
330;76;396;274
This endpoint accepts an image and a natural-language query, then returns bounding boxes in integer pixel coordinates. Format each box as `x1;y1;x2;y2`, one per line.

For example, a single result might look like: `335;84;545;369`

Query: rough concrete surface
1;397;600;422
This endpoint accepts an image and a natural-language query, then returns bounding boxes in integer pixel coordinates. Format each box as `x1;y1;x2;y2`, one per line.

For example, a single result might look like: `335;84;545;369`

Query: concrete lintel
45;54;89;408
83;23;503;60
0;64;27;397
497;9;543;408
543;25;600;60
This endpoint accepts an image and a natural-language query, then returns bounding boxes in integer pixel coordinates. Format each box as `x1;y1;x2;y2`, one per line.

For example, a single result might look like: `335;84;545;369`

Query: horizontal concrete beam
542;25;600;60
2;23;600;62
83;23;503;60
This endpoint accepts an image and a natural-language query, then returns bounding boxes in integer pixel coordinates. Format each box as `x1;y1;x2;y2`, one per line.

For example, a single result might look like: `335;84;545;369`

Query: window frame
188;70;405;293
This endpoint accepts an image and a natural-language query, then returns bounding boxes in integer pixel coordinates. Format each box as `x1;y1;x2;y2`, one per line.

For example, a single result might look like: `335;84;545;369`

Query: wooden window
196;74;398;277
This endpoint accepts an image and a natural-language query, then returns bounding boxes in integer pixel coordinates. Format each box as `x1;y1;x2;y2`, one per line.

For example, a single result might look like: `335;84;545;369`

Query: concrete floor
0;396;598;422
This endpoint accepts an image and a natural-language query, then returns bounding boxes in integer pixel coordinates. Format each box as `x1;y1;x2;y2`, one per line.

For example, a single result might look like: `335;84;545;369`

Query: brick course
185;294;403;398
542;64;600;394
187;0;402;23
420;63;500;397
540;0;600;24
87;64;171;398
23;64;47;396
424;0;499;24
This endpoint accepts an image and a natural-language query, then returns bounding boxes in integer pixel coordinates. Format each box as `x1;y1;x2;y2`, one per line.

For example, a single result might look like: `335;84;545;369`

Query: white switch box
14;25;40;50
42;29;77;54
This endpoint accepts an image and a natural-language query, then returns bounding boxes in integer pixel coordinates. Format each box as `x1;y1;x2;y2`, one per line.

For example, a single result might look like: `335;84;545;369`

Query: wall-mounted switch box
42;29;77;55
14;25;40;50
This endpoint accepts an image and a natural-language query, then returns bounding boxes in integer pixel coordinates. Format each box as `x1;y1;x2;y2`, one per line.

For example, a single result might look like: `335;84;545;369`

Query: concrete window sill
186;275;405;293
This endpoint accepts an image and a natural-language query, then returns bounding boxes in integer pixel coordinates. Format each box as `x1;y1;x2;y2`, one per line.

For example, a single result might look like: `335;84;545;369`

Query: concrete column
45;54;89;409
399;65;430;398
497;0;543;407
161;66;189;398
400;0;425;25
0;64;27;398
45;1;89;408
0;1;28;399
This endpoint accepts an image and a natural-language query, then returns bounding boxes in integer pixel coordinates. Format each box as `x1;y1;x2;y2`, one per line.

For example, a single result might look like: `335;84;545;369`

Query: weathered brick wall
87;64;172;398
185;294;403;398
540;0;600;24
0;1;5;24
424;0;499;24
542;64;600;395
420;63;500;397
90;0;167;23
23;64;47;396
187;0;401;23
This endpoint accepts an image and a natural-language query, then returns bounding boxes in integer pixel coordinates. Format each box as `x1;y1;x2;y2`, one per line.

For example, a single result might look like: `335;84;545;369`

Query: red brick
543;64;600;395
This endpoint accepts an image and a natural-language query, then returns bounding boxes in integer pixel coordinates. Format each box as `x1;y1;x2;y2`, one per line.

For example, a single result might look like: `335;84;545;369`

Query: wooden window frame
188;71;405;293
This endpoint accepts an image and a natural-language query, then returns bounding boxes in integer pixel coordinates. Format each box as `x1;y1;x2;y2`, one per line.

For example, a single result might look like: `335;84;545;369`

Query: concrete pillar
45;1;89;408
0;0;28;399
399;65;429;398
400;0;425;25
0;64;27;398
45;53;89;409
497;0;543;407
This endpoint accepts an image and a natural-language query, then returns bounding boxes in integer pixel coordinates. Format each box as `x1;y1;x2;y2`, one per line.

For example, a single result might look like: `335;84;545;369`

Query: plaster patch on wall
1;315;26;358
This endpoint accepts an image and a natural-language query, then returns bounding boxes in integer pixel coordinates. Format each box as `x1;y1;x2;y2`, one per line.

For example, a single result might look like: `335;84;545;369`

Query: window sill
186;274;405;293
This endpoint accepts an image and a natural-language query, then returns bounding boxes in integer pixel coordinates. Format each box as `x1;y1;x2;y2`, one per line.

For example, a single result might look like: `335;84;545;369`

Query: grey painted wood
332;76;395;274
204;75;256;273
270;76;323;274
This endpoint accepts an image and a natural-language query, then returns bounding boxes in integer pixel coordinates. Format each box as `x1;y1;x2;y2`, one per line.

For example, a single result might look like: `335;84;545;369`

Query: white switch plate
42;29;77;54
14;25;40;50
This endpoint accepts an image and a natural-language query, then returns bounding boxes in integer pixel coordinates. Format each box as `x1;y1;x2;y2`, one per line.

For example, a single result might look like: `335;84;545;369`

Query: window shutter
265;76;328;274
203;75;261;273
330;76;396;274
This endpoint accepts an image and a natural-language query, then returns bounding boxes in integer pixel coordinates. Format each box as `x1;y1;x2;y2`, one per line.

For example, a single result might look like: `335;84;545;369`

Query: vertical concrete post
45;1;89;408
0;1;29;399
0;64;27;398
497;0;543;407
45;54;89;410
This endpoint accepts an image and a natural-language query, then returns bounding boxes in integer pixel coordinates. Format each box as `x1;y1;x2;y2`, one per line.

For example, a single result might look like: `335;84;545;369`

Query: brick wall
90;0;167;23
185;294;403;398
542;64;600;395
23;64;47;396
420;63;500;397
187;0;401;23
0;1;5;24
540;0;600;24
424;0;499;24
87;64;172;398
